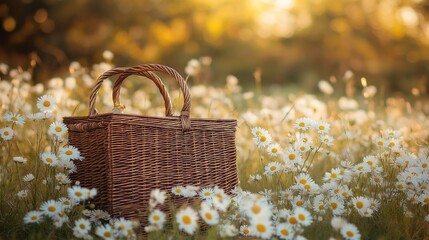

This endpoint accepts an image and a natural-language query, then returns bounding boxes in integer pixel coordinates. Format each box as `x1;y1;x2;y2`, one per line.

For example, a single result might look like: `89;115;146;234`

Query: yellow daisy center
55;127;62;132
31;216;37;220
331;173;337;178
65;150;73;155
63;201;70;205
289;217;298;224
319;205;325;210
235;213;241;218
304;184;311;190
374;178;380;183
183;215;191;225
389;142;395;147
43;101;51;107
256;131;261;135
256;224;266;233
271;148;278;153
281;229;289;236
243;229;249;234
104;232;111;238
46;158;53;163
300;179;307;184
11;117;18;121
300;146;305;151
175;189;182;193
356;202;363;209
289;154;296;160
4;131;9;136
424;198;429;203
299;122;305;127
331;202;338;209
319;125;325;130
303;138;308;142
79;223;86;229
75;191;82;197
260;136;267;142
48;206;56;212
205;213;213;220
296;201;303;206
342;192;348;197
346;231;354;237
422;163;428;168
153;215;160;221
251;205;261;214
357;166;363;170
270;166;277;171
298;214;305;221
204;192;211;196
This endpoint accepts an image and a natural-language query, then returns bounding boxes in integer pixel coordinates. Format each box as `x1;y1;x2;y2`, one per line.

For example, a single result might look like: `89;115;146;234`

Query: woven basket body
63;64;238;225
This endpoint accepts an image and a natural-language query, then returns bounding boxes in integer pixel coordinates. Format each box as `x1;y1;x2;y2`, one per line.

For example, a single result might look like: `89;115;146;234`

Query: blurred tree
0;0;428;94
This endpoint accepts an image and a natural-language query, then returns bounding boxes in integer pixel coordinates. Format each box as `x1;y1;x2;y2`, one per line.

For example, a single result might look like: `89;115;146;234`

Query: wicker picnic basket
63;64;238;225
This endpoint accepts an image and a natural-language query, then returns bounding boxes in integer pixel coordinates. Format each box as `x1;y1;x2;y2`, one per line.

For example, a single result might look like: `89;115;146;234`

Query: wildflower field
0;55;429;240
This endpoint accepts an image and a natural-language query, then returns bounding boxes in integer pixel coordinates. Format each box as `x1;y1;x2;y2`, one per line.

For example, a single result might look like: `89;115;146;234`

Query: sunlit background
1;0;428;94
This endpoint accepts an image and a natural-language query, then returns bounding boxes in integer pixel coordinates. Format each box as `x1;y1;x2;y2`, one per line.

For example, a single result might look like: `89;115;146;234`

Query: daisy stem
306;142;323;172
33;121;43;209
14;162;22;190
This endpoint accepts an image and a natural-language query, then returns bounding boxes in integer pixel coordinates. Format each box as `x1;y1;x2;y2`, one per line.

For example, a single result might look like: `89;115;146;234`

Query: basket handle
112;71;173;117
89;64;191;130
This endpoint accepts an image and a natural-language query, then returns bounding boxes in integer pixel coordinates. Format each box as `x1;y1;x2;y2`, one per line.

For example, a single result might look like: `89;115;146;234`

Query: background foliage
1;0;429;93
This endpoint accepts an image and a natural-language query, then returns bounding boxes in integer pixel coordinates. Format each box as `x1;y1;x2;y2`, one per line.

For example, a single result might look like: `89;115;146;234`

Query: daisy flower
114;218;134;238
313;121;330;134
291;196;306;208
90;209;108;223
218;222;239;238
150;189;167;205
240;224;251;236
283;149;303;167
13;156;27;164
40;200;63;217
329;196;345;215
250;219;274;239
298;133;313;145
199;187;215;200
36;95;56;112
23;210;43;224
280;189;294;200
244;199;271;219
49;121;68;137
53;211;69;228
96;224;114;240
199;202;220;225
252;127;272;148
171;186;186;196
352;196;370;211
296;142;311;153
320;135;334;146
340;223;361;240
4;112;25;125
294;207;313;226
176;206;199;235
23;173;35;182
313;195;326;213
323;168;342;182
276;223;295;240
287;214;300;226
0;127;14;140
213;194;231;212
68;186;89;201
384;129;400;139
73;218;91;236
41;152;58;166
330;216;347;231
59;197;75;209
373;136;386;147
418;193;429;205
149;209;166;228
353;163;371;173
59;145;83;161
17;189;29;199
294;118;313;131
267;143;282;156
264;161;282;176
55;173;71;184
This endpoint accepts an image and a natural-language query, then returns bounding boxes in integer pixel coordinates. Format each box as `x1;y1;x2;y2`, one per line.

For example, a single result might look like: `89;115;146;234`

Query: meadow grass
0;59;428;239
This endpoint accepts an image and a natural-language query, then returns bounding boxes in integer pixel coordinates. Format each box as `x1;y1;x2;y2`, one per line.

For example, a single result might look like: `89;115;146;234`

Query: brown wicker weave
63;64;238;226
